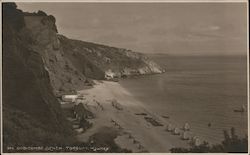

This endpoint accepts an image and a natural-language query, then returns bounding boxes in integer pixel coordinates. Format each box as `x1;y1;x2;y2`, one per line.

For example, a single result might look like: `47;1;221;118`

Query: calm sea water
119;55;248;144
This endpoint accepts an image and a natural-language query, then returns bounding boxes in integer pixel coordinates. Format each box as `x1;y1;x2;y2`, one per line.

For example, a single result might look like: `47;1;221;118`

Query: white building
62;95;78;102
104;69;115;80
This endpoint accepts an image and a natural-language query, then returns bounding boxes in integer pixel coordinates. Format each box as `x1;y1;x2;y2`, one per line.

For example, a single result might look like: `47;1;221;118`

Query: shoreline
75;80;191;152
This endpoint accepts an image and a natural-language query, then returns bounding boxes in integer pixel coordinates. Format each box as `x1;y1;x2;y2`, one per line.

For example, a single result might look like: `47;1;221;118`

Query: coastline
76;80;190;152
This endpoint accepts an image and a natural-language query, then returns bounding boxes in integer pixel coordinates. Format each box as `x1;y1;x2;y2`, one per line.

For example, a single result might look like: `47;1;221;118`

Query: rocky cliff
22;13;87;95
2;3;75;151
21;10;164;95
59;35;164;80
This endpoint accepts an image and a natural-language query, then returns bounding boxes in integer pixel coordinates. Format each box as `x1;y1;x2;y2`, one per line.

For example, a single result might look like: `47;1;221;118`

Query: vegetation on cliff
2;3;75;152
59;35;164;81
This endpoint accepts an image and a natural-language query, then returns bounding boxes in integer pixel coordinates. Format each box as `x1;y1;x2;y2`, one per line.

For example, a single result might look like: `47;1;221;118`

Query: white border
1;0;249;3
0;1;2;154
247;0;249;153
0;0;249;155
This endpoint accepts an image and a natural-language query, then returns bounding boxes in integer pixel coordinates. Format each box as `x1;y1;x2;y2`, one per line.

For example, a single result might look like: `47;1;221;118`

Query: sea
119;54;248;145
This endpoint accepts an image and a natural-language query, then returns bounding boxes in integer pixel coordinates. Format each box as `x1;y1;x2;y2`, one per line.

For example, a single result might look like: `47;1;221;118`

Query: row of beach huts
59;93;94;133
58;94;202;146
165;122;201;146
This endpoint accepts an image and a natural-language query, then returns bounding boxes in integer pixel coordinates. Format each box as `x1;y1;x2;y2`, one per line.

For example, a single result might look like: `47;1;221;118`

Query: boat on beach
234;104;247;113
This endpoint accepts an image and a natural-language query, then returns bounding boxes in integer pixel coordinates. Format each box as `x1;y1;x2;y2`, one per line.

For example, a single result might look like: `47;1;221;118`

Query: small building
62;95;78;102
60;101;70;105
105;69;115;80
104;57;111;63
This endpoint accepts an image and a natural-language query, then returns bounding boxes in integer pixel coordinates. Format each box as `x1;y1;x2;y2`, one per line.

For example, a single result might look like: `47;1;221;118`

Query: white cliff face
142;59;164;74
59;35;165;79
105;57;164;78
122;50;165;75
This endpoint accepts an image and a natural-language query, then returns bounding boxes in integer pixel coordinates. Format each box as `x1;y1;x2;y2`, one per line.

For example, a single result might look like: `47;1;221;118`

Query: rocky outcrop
59;35;165;80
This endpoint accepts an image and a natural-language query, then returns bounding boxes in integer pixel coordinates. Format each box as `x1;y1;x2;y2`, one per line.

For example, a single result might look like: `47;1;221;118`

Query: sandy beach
75;80;192;152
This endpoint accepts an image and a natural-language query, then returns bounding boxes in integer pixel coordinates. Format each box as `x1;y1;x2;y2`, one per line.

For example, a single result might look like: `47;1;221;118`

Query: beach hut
183;123;190;131
173;128;180;135
166;124;174;132
105;69;115;80
194;137;201;146
75;113;79;120
181;131;190;140
75;128;83;133
62;94;78;102
190;136;201;146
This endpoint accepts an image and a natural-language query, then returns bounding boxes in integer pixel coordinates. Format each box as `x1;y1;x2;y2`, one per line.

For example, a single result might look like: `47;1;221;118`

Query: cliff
2;3;164;152
59;35;164;80
2;3;75;151
22;12;87;95
22;11;164;94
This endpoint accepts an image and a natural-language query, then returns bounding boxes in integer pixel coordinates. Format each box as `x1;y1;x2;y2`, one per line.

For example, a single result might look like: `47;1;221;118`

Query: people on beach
138;144;143;149
128;134;133;139
133;139;139;144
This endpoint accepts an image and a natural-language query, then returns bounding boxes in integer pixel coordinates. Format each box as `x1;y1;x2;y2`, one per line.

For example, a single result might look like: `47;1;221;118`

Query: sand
76;80;191;152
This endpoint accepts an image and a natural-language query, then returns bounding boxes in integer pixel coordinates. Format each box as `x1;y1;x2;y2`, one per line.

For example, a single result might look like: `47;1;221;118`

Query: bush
170;127;248;153
37;10;47;16
3;107;76;152
79;117;92;130
220;128;248;153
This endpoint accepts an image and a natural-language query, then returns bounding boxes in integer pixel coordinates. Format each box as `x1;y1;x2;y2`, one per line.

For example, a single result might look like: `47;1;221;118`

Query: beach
71;55;248;152
76;80;190;152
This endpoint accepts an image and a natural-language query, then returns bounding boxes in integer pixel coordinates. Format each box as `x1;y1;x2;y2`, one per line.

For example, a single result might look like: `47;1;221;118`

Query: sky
17;2;247;55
